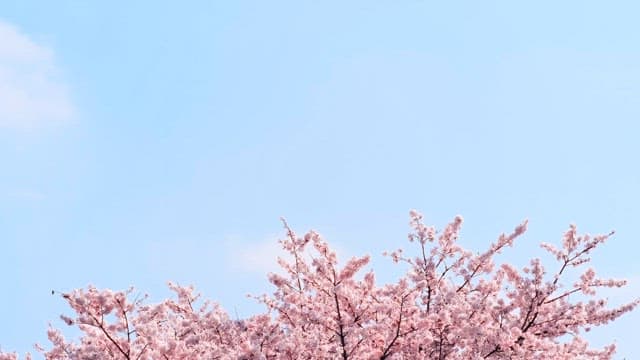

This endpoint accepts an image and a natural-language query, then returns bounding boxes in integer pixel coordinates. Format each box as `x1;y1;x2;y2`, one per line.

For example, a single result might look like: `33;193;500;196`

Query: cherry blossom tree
2;211;638;359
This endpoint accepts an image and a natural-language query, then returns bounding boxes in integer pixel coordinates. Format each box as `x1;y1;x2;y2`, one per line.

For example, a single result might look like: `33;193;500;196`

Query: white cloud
227;234;288;274
226;232;353;275
0;20;75;130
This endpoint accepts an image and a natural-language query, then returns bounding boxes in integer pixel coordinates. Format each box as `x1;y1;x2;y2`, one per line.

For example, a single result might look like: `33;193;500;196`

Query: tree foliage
2;211;638;359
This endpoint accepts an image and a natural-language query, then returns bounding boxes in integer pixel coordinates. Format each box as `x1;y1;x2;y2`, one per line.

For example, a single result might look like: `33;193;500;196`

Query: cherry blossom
2;211;637;359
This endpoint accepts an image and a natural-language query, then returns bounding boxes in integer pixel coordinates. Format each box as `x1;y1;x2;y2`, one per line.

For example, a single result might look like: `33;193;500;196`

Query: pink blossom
1;211;637;359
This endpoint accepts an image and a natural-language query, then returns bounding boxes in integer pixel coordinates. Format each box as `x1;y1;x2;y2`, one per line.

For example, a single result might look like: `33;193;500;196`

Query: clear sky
1;1;639;358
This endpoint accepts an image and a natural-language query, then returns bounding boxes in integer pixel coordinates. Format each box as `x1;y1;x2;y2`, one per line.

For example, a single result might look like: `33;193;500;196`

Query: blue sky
1;1;639;358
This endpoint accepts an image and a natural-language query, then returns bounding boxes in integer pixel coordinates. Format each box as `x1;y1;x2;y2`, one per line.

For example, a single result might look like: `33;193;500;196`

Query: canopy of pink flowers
2;211;637;359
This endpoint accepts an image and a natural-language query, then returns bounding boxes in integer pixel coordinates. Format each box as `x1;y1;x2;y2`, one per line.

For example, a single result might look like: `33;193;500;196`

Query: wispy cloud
226;233;287;274
0;20;75;131
226;232;352;275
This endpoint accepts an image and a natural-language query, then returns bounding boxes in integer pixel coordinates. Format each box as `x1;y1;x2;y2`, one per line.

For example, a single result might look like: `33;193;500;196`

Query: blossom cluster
1;211;637;359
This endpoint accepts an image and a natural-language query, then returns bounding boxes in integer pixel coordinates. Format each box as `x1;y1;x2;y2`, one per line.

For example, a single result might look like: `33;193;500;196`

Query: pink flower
1;211;636;360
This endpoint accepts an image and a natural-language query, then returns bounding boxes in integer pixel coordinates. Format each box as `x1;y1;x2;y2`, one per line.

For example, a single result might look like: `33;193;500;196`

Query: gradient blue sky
1;1;639;358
